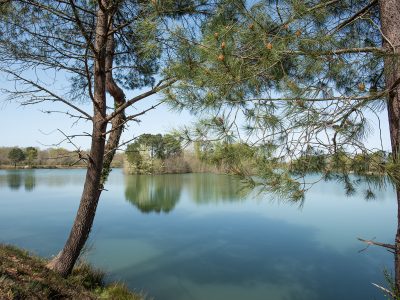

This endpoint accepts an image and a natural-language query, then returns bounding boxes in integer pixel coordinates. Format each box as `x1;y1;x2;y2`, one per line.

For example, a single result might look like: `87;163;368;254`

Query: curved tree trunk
379;0;400;293
47;4;128;276
46;120;107;276
101;23;126;187
47;3;109;277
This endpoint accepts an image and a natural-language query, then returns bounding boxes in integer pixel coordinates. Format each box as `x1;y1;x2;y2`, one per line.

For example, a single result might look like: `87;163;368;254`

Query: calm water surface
0;169;396;300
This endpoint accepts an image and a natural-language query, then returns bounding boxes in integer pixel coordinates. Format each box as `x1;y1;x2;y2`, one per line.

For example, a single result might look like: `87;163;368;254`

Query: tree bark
47;3;109;277
101;22;126;187
379;0;400;293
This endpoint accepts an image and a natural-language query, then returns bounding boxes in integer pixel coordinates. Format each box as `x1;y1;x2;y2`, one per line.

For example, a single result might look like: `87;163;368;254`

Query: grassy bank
0;244;144;300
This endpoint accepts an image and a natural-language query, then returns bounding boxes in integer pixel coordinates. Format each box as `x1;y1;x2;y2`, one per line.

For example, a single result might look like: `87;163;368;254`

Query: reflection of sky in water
0;169;396;300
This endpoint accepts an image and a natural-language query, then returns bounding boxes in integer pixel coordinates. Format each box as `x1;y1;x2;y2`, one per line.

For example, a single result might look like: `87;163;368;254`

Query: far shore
0;165;122;170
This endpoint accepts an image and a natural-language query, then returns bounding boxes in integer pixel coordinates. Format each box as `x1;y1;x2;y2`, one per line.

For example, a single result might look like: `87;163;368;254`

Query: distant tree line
5;147;37;167
289;148;390;176
0;147;124;168
194;141;391;187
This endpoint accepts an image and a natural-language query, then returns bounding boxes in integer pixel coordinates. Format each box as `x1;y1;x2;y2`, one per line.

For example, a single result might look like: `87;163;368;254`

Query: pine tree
25;147;38;167
8;147;25;167
0;0;212;276
163;0;400;293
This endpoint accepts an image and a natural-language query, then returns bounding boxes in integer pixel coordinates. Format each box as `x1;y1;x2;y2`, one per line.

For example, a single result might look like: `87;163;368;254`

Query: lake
0;169;396;300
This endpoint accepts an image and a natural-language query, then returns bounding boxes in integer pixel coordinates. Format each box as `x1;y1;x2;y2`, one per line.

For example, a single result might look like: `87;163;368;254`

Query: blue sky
0;69;196;150
0;72;392;152
0;92;195;151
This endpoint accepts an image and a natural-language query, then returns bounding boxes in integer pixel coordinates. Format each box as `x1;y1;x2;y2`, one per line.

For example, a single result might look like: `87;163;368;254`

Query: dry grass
0;244;145;300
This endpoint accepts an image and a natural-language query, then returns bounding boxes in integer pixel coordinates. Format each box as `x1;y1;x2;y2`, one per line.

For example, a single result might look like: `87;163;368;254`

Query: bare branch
103;135;138;158
1;69;93;120
371;283;395;298
105;79;176;122
40;109;91;121
243;92;385;103
125;101;165;122
358;237;395;250
69;0;97;57
57;129;84;154
284;47;386;56
332;0;378;33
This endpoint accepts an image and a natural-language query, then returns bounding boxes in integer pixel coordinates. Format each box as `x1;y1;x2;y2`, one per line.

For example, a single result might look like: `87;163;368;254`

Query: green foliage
163;0;391;202
7;148;25;166
98;283;144;300
197;141;256;175
126;143;143;170
0;1;165;100
126;133;183;174
379;269;400;300
290;150;327;175
351;151;388;175
25;147;38;166
163;134;183;158
289;149;390;199
0;1;12;16
0;0;213;103
0;147;124;168
70;263;105;290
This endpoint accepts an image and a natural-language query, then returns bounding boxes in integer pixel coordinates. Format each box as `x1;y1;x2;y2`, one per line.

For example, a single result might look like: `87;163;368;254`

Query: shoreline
0;165;122;170
0;244;144;300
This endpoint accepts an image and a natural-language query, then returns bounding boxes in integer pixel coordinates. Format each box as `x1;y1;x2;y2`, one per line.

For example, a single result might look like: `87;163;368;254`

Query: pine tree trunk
379;0;400;292
46;120;106;276
101;24;126;187
47;3;109;277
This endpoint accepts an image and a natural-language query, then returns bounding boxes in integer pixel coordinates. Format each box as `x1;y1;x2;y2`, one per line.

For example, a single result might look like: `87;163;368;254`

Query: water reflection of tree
0;171;37;191
189;174;242;204
125;175;183;213
24;171;36;191
6;172;22;190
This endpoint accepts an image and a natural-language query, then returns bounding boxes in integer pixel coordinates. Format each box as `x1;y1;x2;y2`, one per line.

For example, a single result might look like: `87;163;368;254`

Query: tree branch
332;0;378;33
125;100;165;122
105;79;176;122
358;237;395;250
69;0;97;57
2;69;93;120
284;47;386;56
371;283;395;298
